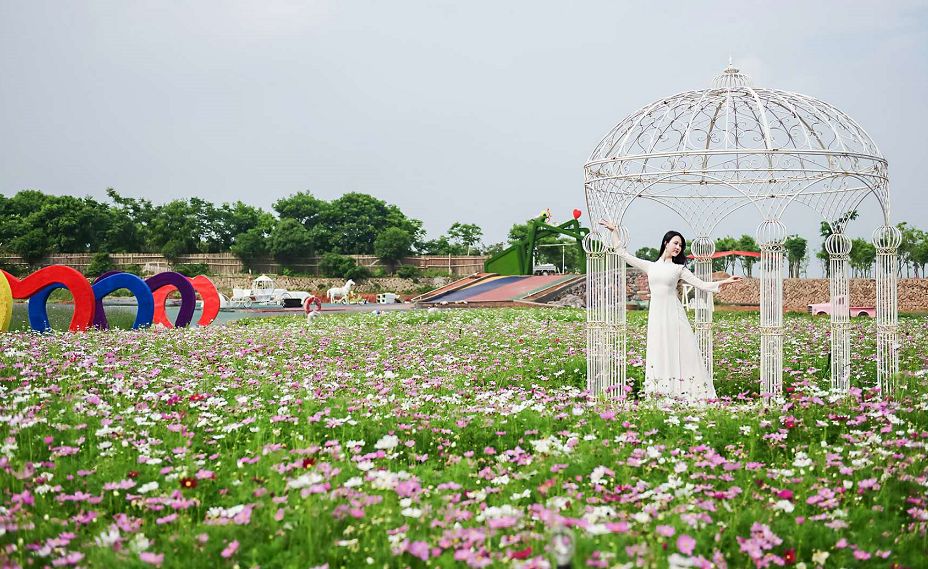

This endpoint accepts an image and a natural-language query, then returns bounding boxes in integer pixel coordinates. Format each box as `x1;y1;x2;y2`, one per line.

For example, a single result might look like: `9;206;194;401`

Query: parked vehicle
807;298;875;318
533;263;560;275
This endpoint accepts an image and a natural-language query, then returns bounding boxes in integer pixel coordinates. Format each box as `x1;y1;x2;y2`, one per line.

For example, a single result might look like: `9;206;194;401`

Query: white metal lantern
584;64;898;399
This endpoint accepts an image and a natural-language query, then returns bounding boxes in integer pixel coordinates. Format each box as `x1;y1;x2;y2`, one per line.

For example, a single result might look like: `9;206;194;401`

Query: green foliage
373;227;414;269
849;238;876;277
396;264;420;279
0;190;427;265
635;247;659;261
319;252;358;278
713;236;739;272
321;193;422;254
345;264;372;281
736;234;759;276
446;222;483;255
784;235;808;278
231;226;273;271
897;221;928;278
85;252;116;277
268;218;314;267
172;263;211;277
121;264;144;276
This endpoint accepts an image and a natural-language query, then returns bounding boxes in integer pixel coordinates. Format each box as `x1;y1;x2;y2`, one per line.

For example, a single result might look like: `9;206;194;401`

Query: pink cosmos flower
139;552;164;566
677;534;696;555
221;540;239;558
407;541;430;561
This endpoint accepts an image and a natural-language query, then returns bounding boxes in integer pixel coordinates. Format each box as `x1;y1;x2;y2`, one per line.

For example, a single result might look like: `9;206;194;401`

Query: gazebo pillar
584;231;627;399
691;237;716;380
872;225;902;394
758;221;786;400
826;233;852;393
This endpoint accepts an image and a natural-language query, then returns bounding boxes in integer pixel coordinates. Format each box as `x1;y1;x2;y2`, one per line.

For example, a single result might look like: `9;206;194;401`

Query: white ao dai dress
616;249;721;401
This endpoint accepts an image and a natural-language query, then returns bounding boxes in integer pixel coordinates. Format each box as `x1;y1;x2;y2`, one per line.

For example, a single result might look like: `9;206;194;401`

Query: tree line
0;189;491;275
3;191;927;278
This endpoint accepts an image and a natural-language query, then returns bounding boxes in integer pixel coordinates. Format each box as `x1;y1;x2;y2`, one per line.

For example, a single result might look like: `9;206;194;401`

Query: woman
599;220;742;402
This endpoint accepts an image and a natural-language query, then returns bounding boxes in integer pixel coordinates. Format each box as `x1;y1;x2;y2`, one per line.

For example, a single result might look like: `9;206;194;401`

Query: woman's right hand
598;219;617;232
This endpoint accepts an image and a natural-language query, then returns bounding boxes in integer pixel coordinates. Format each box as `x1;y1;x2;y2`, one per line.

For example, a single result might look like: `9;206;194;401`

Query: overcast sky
1;0;925;262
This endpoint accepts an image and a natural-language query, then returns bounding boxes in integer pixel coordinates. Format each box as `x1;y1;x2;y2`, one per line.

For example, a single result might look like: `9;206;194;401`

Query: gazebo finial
713;61;752;88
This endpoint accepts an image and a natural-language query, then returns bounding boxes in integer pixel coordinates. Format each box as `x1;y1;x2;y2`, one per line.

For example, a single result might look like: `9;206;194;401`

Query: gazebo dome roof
583;64;890;234
588;64;883;162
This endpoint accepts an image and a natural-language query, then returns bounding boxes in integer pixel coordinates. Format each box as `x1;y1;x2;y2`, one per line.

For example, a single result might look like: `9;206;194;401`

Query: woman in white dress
600;220;742;402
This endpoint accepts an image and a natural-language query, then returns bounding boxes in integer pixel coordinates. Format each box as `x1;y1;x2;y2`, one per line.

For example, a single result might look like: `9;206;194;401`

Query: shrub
86;252;116;277
121;264;144;276
396;265;420;279
344;265;371;281
172;263;211;277
319;253;357;278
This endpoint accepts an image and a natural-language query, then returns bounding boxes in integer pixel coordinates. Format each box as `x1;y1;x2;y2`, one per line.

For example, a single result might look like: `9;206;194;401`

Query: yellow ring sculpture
0;271;12;331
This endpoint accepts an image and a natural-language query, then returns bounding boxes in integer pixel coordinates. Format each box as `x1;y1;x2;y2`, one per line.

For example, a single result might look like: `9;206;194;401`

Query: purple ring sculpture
145;272;196;328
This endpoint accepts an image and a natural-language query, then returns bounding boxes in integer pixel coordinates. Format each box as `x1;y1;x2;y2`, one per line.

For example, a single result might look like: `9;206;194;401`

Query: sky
1;0;926;266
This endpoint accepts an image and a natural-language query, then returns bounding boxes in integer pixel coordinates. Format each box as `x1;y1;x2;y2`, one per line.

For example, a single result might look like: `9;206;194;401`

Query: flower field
1;308;927;568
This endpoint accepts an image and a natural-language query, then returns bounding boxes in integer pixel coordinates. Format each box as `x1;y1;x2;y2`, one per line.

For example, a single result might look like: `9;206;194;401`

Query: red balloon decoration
2;266;96;332
573;209;582;220
151;275;221;328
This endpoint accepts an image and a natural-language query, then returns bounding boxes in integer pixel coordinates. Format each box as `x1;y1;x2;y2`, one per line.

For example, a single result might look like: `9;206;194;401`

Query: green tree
231;225;273;272
268;218;314;269
106;188;156;251
713;236;739;273
209;201;274;252
447;222;483;255
320;193;422;254
784;235;808;278
273;191;327;227
849;238;876;277
419;236;454;255
374;227;414;271
635;247;659;261
85;252;116;277
736;234;760;277
148;199;207;259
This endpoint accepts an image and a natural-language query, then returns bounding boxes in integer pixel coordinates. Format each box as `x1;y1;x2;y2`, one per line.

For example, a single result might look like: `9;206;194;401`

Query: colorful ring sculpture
1;267;223;334
151;275;220;328
30;272;156;332
0;271;13;332
2;267;96;332
145;272;197;328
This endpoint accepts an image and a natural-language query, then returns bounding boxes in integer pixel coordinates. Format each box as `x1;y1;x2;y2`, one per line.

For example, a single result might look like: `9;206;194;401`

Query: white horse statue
327;279;355;304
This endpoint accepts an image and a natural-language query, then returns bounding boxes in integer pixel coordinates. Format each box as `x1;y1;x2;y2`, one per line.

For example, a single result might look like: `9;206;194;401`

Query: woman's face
665;235;683;257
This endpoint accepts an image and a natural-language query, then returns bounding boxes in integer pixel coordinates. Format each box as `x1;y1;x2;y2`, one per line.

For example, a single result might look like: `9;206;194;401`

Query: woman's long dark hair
657;230;687;265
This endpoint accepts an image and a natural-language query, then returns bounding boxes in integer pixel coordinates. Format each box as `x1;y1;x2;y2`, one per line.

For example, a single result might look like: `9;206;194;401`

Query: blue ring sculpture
29;272;156;332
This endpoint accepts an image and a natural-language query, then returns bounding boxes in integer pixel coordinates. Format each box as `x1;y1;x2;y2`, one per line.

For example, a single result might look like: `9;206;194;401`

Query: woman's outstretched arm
597;220;652;272
680;267;742;293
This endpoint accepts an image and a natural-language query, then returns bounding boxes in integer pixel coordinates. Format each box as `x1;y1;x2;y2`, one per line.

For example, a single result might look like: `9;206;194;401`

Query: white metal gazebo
583;64;901;400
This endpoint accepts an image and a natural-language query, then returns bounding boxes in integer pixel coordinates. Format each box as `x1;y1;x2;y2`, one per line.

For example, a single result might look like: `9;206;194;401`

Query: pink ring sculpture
2;267;95;332
0;271;12;331
151;275;221;328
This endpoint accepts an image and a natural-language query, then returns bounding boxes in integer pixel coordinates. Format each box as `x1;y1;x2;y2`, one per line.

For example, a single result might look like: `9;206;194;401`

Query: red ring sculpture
1;266;96;332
